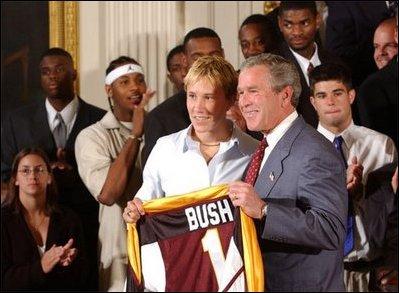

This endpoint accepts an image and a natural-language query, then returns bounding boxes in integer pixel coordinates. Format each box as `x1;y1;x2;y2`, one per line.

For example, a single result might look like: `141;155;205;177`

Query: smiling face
278;8;319;54
186;78;233;136
238;65;293;133
373;21;398;69
15;154;51;199
40;55;76;100
310;80;354;132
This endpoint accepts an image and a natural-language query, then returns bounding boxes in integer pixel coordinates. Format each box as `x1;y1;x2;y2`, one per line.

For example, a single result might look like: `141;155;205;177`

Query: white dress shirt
45;95;79;138
260;111;299;170
317;121;397;262
135;124;258;200
290;42;321;86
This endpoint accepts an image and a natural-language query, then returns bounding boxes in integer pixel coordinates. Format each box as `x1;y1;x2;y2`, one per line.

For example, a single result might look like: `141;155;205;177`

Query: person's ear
105;85;113;99
348;88;356;105
281;86;294;107
15;181;19;186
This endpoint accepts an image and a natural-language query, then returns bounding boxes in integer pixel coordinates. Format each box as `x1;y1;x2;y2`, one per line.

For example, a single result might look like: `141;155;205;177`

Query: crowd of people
1;1;397;292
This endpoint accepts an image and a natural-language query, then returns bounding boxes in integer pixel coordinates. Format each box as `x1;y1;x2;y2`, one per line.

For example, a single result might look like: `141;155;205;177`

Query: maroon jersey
127;185;264;292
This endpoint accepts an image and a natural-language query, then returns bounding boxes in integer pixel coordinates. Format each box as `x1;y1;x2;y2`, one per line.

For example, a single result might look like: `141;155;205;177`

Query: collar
178;123;247;155
99;111;132;134
264;111;298;148
289;42;321;82
317;120;356;149
45;95;79;125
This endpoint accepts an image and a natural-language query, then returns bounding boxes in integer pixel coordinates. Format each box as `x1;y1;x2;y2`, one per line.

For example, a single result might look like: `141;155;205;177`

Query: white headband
105;63;144;85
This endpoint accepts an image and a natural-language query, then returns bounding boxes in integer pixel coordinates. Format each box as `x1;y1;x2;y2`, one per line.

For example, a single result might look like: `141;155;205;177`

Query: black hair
166;44;185;72
183;27;221;50
105;56;140;111
40;47;73;63
105;56;140;75
309;63;353;95
240;14;279;52
279;1;317;17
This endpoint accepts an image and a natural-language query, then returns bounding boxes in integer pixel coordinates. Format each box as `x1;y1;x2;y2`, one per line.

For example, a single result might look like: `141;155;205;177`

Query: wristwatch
127;134;143;142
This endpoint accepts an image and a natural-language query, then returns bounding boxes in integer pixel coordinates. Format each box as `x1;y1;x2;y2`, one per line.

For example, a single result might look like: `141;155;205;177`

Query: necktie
333;136;354;256
307;62;314;76
244;138;268;186
53;112;67;148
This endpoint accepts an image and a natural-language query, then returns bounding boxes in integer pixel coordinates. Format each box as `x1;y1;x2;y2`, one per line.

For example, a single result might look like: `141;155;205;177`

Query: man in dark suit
357;55;398;147
141;28;224;166
229;53;347;291
276;1;340;128
364;163;398;292
325;1;395;88
1;47;106;290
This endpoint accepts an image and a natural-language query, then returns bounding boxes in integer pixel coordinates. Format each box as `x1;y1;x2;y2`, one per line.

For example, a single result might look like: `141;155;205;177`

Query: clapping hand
41;238;77;273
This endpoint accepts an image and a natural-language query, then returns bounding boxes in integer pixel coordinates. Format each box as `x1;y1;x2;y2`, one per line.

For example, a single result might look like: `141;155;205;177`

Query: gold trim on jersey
127;184;264;291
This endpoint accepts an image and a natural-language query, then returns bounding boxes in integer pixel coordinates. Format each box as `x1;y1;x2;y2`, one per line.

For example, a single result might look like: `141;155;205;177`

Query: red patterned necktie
244;138;268;186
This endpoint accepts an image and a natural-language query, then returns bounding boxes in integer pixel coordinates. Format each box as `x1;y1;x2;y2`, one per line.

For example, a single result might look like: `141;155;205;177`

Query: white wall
79;1;264;110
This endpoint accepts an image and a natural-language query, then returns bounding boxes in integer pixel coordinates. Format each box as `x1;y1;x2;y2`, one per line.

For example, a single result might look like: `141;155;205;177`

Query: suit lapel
31;101;57;152
67;97;89;148
254;116;306;198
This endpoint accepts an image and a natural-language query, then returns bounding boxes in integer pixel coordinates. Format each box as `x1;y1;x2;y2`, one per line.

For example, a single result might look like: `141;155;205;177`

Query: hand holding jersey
125;185;264;292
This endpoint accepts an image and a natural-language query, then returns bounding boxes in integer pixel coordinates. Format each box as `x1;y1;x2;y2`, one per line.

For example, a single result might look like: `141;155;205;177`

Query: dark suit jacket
276;42;341;128
1;206;88;291
141;90;190;166
254;116;347;291
363;163;397;270
357;57;398;147
325;1;391;87
1;97;105;289
1;98;105;209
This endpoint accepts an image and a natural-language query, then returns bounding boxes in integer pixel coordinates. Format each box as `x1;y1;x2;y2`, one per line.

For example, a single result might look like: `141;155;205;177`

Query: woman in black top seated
1;148;87;290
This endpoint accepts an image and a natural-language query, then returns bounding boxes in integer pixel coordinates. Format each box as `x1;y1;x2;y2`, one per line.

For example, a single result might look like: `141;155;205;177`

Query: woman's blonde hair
184;55;238;101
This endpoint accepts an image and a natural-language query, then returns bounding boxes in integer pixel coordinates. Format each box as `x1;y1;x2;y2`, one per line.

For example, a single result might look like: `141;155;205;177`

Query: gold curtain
49;1;79;91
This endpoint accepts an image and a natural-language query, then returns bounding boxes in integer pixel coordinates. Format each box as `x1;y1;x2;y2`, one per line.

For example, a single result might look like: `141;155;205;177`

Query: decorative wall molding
49;1;79;91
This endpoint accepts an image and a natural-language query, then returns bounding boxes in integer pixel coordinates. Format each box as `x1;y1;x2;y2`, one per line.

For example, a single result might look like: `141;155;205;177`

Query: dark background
1;1;49;123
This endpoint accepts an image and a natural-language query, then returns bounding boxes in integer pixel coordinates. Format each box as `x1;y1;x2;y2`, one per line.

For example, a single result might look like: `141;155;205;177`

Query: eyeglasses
18;167;48;177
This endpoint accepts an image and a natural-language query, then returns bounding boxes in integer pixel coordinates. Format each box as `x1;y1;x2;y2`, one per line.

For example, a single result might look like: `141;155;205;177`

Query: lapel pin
269;172;275;181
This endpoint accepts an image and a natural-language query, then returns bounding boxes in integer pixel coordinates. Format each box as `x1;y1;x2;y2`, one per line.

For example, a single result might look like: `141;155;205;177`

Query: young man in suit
1;47;106;290
229;53;348;291
309;63;397;291
276;1;339;128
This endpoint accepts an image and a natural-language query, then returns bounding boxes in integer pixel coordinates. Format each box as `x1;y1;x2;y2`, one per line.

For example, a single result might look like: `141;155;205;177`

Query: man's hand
228;181;266;219
347;156;363;199
226;103;247;132
131;88;155;138
123;198;145;224
50;148;73;171
376;267;398;290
